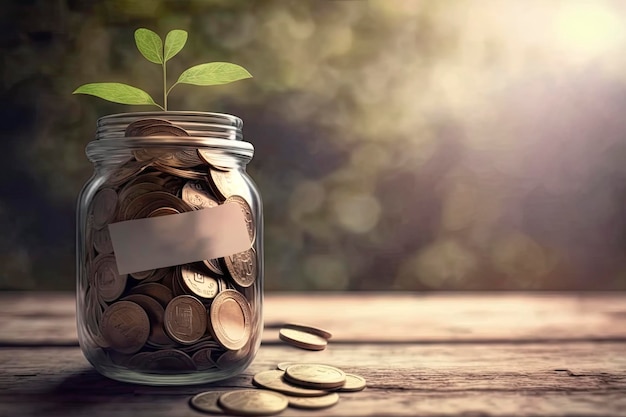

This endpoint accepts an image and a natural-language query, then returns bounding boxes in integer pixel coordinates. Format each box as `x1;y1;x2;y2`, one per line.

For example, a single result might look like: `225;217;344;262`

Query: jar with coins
76;112;263;385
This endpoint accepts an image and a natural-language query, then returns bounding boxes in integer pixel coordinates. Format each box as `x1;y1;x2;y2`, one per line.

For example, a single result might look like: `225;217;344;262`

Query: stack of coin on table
82;118;259;373
190;324;366;415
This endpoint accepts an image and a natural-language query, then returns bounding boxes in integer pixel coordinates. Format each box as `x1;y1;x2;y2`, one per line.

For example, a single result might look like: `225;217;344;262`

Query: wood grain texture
0;344;625;416
0;292;625;416
2;292;626;345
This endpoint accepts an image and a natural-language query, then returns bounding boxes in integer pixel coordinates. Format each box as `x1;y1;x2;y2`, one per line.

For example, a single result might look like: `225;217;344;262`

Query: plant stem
163;60;167;111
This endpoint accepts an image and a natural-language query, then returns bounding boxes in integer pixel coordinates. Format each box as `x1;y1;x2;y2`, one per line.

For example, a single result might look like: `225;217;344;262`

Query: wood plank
1;292;626;345
0;343;626;417
0;343;624;416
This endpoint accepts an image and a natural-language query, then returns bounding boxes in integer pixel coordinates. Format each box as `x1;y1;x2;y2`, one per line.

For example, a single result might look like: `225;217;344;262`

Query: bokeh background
2;0;626;291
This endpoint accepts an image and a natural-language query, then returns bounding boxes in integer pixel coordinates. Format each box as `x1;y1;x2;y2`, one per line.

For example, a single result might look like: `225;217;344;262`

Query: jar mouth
86;136;254;165
97;111;244;141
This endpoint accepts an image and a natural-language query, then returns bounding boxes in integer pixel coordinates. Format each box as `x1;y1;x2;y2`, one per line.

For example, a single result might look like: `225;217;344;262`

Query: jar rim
96;111;245;142
87;136;254;161
98;111;242;128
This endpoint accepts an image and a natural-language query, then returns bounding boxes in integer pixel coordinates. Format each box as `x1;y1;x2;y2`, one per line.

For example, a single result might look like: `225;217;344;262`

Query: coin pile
190;363;366;415
82;118;259;373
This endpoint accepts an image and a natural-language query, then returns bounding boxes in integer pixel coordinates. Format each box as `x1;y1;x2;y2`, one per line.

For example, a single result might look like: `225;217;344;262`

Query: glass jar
76;111;263;385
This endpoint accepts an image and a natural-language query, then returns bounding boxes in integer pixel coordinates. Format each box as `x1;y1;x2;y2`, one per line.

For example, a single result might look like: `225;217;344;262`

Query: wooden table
1;292;625;416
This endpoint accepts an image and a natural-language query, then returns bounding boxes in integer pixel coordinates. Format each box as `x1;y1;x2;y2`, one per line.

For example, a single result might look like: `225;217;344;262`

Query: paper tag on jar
108;203;252;274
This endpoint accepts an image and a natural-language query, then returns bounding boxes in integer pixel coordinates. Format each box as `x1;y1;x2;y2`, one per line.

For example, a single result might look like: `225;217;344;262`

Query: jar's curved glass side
244;167;264;366
76;170;109;369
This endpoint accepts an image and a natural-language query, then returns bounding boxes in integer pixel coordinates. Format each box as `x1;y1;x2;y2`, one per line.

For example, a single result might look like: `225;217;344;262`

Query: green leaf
73;83;159;107
164;29;188;62
134;28;163;64
176;62;253;86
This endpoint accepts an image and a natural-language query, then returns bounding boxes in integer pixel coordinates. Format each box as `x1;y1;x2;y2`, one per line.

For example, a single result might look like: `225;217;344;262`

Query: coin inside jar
164;295;208;345
100;301;150;354
121;294;172;346
181;265;219;300
93;255;127;303
209;290;252;350
223;248;258;288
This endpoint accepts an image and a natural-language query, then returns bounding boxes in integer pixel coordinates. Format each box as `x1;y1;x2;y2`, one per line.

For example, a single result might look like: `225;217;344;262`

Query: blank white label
108;203;252;274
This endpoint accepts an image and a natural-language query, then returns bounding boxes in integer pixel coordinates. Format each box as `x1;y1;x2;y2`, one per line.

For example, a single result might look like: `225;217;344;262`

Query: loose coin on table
337;373;367;392
253;370;329;397
189;391;225;414
276;362;297;371
209;290;252;350
285;392;340;409
282;323;332;340
218;389;288;416
279;328;327;351
284;364;346;390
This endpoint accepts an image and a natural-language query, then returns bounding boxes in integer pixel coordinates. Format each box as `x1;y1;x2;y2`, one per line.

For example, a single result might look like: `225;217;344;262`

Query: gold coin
181;265;219;299
147;207;180;217
118;182;164;216
190;391;225;414
93;255;127;303
129;282;173;307
218;390;288;416
121;294;172;347
139;349;196;371
253;370;328;397
104;160;148;187
182;181;220;210
135;123;189;138
129;269;155;280
286;392;339;409
337;373;367;392
91;188;118;229
124;191;192;219
209;290;252;350
92;228;113;254
284;364;346;390
153;162;207;181
281;323;332;340
278;328;327;351
225;195;255;243
208;168;249;202
215;346;250;369
276;362;297;371
100;301;150;354
124;118;173;137
223;248;258;288
191;348;216;371
164;295;208;345
203;258;225;276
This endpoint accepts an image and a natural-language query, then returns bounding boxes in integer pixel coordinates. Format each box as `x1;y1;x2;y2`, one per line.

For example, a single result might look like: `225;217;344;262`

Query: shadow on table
31;369;250;416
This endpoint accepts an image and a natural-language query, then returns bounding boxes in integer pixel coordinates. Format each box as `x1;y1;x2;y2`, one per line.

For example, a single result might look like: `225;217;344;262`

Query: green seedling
73;28;252;110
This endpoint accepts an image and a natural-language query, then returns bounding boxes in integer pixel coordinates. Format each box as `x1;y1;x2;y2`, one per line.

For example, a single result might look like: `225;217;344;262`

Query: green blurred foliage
2;0;626;290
